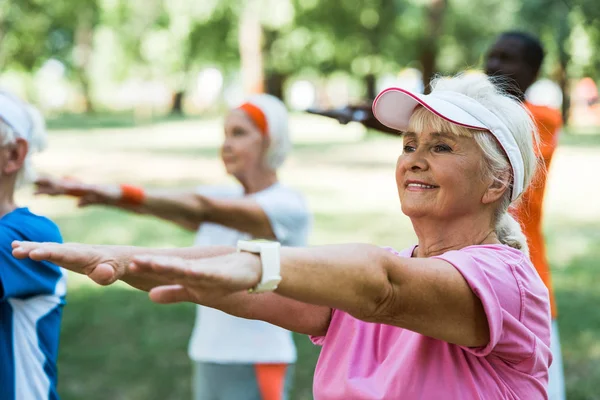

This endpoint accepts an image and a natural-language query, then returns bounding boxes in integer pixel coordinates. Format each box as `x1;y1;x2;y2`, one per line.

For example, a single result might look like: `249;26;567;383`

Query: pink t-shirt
311;244;552;400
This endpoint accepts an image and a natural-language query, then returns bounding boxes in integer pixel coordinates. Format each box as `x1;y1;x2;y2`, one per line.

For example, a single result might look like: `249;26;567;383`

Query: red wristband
119;184;145;205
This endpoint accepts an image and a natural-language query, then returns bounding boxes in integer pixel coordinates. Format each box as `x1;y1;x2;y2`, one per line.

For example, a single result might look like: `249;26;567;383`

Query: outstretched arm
130;244;489;347
35;177;201;231
35;177;277;237
11;241;330;336
12;241;488;345
306;105;402;136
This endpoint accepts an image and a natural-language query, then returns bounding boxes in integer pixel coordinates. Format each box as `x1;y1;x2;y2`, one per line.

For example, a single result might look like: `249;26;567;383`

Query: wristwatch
237;240;282;293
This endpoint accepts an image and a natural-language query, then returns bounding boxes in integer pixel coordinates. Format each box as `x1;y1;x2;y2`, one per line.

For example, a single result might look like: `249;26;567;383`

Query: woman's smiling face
396;126;491;221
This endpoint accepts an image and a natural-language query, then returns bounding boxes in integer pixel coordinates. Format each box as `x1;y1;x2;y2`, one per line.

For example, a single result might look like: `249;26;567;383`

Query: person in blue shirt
0;90;65;400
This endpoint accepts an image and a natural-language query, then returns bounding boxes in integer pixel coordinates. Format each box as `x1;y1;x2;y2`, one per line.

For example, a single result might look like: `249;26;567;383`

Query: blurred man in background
486;31;565;400
309;31;565;400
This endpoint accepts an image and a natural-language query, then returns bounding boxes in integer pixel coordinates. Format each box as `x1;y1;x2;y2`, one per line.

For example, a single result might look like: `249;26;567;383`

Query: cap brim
372;87;489;132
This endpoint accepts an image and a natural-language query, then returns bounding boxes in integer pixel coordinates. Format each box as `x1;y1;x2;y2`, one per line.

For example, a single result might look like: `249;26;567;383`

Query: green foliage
186;2;240;71
2;0;600;108
0;0;100;71
289;0;406;76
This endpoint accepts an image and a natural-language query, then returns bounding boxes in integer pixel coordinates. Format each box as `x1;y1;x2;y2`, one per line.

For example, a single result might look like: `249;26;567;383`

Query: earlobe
482;175;510;205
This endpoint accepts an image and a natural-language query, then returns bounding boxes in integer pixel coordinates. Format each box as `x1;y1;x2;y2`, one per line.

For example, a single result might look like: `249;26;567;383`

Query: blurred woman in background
35;94;311;400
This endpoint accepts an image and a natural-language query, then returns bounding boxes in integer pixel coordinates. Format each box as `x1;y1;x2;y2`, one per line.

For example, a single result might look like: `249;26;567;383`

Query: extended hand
129;252;262;304
305;105;371;125
35;176;121;207
12;241;127;285
35;176;84;196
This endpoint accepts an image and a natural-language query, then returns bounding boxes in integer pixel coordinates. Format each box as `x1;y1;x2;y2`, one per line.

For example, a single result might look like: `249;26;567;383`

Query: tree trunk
265;72;287;100
556;14;570;123
171;91;185;114
74;10;95;113
420;0;447;93
239;0;264;95
0;18;8;69
365;73;377;101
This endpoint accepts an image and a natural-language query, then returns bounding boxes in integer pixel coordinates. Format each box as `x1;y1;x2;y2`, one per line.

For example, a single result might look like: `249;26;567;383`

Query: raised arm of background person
11;241;331;336
355;106;403;135
306;105;401;136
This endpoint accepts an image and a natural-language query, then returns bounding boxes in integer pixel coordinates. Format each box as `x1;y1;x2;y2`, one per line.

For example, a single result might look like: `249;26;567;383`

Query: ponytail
495;212;529;257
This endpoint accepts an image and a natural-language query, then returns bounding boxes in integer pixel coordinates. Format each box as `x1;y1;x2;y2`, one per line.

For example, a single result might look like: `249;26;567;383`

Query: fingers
132;253;259;293
131;255;191;282
149;285;193;304
33;178;58;195
87;263;118;286
12;241;101;274
33;178;88;197
12;241;51;259
11;241;29;258
78;195;97;207
132;255;225;288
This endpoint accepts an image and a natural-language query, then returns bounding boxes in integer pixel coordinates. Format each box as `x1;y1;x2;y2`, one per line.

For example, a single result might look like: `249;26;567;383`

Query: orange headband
238;103;268;135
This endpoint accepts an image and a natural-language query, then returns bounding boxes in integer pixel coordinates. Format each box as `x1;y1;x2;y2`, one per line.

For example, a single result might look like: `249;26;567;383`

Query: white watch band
237;240;282;293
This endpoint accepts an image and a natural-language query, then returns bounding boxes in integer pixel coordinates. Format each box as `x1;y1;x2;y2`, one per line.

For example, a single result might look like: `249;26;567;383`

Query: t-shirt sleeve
309;334;326;346
0;223;64;301
433;249;532;359
253;187;310;244
309;309;336;346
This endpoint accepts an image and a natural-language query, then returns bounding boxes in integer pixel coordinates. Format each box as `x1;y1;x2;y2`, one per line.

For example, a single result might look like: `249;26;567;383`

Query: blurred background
4;0;600;399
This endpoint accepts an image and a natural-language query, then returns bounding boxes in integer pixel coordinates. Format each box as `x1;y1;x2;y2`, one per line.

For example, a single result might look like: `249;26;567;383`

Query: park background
4;0;600;399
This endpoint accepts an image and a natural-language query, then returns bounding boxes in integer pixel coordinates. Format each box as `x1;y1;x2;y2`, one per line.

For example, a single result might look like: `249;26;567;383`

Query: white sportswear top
187;183;311;364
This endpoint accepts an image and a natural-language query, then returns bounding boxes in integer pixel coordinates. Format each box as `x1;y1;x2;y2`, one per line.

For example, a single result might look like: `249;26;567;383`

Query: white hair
0;101;47;189
408;73;539;255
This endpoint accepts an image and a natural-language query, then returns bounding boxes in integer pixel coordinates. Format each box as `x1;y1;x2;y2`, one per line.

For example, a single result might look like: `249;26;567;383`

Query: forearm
82;186;203;231
206;292;331;336
130;189;276;237
200;197;276;239
117;245;235;291
138;190;206;230
275;244;393;320
361;117;402;135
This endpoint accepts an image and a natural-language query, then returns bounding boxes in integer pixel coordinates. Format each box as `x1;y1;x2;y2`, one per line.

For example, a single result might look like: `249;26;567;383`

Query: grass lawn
17;114;600;399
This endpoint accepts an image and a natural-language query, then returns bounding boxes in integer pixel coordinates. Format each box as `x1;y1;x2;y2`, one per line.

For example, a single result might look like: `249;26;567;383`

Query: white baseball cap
372;87;525;201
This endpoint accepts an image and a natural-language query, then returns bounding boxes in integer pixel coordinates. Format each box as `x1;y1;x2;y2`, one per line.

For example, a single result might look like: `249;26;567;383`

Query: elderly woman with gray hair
15;74;551;399
0;91;65;400
35;94;311;400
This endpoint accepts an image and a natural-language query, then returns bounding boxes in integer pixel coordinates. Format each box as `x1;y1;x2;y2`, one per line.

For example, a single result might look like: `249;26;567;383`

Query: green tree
0;0;100;110
291;0;407;99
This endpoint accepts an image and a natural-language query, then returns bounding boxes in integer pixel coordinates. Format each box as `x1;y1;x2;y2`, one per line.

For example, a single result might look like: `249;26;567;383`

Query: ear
261;132;271;155
481;172;510;205
2;138;28;176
